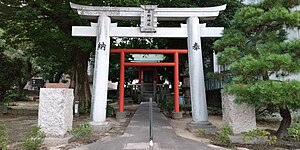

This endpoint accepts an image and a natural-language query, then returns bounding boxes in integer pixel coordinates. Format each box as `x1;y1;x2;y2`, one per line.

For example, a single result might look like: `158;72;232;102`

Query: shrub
243;129;277;150
288;125;300;141
159;95;174;113
208;106;222;115
180;104;191;113
106;104;115;117
71;123;92;141
4;89;29;103
216;126;233;147
22;126;46;150
0;124;8;150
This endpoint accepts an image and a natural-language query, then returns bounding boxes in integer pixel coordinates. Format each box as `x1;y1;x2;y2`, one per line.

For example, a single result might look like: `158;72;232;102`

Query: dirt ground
168;114;281;143
168;114;300;149
0;101;298;150
0;101;139;149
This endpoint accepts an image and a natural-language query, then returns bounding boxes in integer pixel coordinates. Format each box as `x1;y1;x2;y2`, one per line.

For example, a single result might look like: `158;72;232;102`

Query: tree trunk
18;58;33;93
71;49;91;114
276;106;292;138
18;80;28;93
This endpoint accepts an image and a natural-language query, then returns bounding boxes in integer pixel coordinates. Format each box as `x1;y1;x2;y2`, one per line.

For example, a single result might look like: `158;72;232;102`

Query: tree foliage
0;0;92;111
0;0;242;112
0;30;23;102
214;0;300;137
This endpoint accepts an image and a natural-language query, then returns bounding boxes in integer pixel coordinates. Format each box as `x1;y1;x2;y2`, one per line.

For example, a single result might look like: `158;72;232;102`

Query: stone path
72;102;221;150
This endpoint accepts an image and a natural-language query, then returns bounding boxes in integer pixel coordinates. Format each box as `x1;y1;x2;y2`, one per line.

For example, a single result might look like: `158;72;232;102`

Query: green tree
0;30;23;102
214;0;300;138
0;0;92;112
2;34;40;94
0;0;165;112
0;0;242;113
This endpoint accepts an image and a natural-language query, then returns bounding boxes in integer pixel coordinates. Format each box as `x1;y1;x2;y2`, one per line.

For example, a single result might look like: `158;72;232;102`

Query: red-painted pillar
141;69;144;82
174;52;180;112
119;52;125;112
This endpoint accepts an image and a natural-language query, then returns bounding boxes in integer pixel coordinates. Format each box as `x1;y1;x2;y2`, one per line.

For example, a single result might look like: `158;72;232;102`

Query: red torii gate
111;49;188;113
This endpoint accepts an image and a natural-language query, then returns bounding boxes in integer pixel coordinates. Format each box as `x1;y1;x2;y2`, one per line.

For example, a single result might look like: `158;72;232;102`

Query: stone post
186;17;214;133
38;88;74;145
90;15;112;132
141;81;144;102
222;91;256;134
153;80;157;102
213;51;219;73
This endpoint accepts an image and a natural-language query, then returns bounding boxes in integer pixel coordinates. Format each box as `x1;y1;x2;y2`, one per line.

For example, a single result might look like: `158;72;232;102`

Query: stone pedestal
38;88;74;137
90;122;112;134
116;111;127;119
187;121;216;134
172;111;183;119
222;92;256;134
44;135;73;147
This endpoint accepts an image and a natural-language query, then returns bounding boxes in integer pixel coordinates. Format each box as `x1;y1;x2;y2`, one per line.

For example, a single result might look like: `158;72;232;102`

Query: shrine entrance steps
72;102;217;150
141;91;154;102
140;83;155;102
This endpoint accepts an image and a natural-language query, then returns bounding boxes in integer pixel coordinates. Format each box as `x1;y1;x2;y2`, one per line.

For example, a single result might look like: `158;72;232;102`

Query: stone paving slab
72;102;219;150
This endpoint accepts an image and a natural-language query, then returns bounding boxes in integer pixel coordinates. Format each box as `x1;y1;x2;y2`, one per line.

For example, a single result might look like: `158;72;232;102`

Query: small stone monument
0;106;3;117
38;88;74;146
0;105;7;117
222;91;256;134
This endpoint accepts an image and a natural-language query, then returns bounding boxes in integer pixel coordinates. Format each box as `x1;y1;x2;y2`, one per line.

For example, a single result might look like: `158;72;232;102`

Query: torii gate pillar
90;15;111;131
186;17;213;132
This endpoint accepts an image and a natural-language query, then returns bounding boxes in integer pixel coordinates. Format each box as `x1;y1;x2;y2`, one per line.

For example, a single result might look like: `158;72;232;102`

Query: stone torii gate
71;3;226;132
